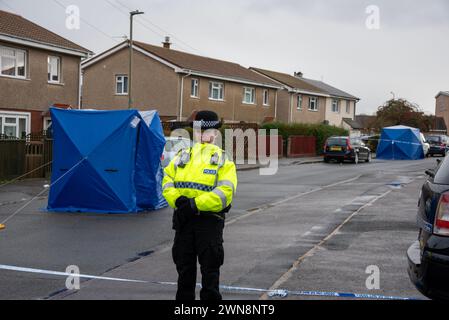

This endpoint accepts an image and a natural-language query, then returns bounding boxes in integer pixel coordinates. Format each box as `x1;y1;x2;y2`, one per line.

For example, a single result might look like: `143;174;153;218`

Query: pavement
236;156;323;171
0;157;439;300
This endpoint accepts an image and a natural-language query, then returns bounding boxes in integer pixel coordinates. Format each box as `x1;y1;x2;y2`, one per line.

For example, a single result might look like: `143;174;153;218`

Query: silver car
162;137;192;167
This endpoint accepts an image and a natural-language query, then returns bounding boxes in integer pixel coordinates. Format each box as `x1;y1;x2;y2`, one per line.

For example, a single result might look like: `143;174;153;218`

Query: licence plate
330;146;342;151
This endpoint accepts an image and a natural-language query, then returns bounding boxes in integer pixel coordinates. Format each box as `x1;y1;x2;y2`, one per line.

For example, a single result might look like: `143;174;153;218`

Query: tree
374;99;428;131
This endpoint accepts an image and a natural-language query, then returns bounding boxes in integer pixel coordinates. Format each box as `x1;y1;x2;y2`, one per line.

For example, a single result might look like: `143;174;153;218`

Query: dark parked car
408;158;449;300
426;135;449;157
323;136;371;164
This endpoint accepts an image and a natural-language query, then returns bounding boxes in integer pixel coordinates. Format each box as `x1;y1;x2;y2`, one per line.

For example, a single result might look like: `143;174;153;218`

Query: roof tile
0;10;91;54
251;67;359;100
133;41;279;87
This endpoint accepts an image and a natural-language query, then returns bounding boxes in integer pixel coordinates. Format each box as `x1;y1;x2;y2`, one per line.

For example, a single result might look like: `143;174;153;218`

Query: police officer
162;111;238;301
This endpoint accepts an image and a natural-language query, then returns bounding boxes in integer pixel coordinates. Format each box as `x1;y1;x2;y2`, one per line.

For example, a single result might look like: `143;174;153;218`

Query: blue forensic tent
47;108;167;213
376;125;424;160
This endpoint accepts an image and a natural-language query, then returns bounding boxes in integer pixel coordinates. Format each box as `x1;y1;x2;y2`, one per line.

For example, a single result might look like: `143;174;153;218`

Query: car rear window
165;140;189;152
427;136;442;144
350;138;361;146
434;157;449;184
327;138;348;146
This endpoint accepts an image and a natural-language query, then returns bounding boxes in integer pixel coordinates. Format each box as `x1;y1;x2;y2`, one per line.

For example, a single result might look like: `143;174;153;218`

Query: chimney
294;71;303;78
162;36;171;49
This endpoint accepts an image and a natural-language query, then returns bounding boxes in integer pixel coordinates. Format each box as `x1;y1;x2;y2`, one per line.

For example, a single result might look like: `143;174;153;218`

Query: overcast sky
1;0;448;115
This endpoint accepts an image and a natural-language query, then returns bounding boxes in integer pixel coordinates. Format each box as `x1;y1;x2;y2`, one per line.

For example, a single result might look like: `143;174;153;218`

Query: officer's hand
175;196;190;209
184;198;199;217
176;197;198;217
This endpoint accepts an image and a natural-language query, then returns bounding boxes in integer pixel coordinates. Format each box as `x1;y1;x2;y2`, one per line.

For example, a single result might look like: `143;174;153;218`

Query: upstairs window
48;56;61;83
191;78;199;98
346;101;351;113
116;75;128;95
332;99;340;113
263;90;270;106
243;87;256;104
0;45;26;78
209;82;224;101
297;95;303;110
309;97;319;111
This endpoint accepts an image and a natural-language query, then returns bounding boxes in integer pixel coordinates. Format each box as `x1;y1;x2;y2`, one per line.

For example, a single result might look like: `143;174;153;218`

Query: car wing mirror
425;169;435;178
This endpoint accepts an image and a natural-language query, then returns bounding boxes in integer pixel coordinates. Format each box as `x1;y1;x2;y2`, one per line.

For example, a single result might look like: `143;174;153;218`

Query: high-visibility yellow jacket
162;143;238;213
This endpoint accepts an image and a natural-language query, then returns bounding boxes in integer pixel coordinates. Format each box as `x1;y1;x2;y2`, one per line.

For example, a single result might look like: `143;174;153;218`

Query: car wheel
324;157;330;163
365;153;371;163
353;153;359;164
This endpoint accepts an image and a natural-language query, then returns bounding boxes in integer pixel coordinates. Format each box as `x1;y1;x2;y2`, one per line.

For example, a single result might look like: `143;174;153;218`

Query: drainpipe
289;92;294;124
179;72;191;121
78;62;82;109
274;90;278;120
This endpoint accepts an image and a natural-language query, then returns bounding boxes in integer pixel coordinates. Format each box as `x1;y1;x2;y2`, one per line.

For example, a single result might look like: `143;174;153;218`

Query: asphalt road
0;157;439;300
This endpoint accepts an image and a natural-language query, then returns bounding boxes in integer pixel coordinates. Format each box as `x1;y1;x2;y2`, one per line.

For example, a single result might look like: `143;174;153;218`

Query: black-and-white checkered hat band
193;120;222;129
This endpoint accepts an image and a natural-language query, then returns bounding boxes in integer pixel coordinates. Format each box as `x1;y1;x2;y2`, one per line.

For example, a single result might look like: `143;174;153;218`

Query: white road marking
225;175;362;227
260;189;392;300
0;265;146;283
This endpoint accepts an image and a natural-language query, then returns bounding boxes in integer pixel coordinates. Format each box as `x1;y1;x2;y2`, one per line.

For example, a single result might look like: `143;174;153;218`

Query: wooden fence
0;140;26;180
287;136;317;158
0;135;53;181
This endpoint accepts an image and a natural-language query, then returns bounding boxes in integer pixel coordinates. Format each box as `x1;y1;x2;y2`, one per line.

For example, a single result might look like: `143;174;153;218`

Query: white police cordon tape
0;264;146;283
0;264;419;300
379;139;423;147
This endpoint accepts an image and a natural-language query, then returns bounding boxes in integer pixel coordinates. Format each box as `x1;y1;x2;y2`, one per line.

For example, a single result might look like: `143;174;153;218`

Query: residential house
81;38;281;123
435;91;449;131
250;68;360;128
355;115;378;135
0;10;92;137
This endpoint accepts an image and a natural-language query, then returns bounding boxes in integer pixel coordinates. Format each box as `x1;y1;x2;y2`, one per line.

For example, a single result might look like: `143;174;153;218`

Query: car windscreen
327;138;347;146
434;157;449;184
427;136;441;144
165;140;189;152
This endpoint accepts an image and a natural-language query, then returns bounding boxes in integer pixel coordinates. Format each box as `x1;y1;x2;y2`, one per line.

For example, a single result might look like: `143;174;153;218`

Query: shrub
261;122;349;155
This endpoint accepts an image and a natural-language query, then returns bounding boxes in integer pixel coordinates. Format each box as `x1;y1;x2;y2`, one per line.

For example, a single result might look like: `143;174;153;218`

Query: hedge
261;122;349;155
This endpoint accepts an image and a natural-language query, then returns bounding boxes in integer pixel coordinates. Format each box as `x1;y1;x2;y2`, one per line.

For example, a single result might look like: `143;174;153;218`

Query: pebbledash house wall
82;47;277;123
436;94;449;130
276;90;327;124
82;47;180;119
291;94;326;124
0;40;81;133
275;91;357;126
324;99;356;126
181;75;276;123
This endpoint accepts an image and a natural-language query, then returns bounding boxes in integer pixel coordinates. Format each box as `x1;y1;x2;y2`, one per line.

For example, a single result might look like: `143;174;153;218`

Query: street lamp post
390;91;396;101
129;10;144;109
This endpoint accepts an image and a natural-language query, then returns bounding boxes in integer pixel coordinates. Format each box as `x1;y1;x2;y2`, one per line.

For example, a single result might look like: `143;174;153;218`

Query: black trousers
172;213;225;301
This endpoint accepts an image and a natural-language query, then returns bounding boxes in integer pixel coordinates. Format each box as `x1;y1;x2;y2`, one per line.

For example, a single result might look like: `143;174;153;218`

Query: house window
243;87;256;104
0;45;26;78
209;81;224;101
297;95;303;110
191;78;199;98
43;117;52;131
309;97;318;111
48;56;61;83
263;90;270;106
346;101;351;114
0;112;30;138
116;75;129;95
332;99;340;113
